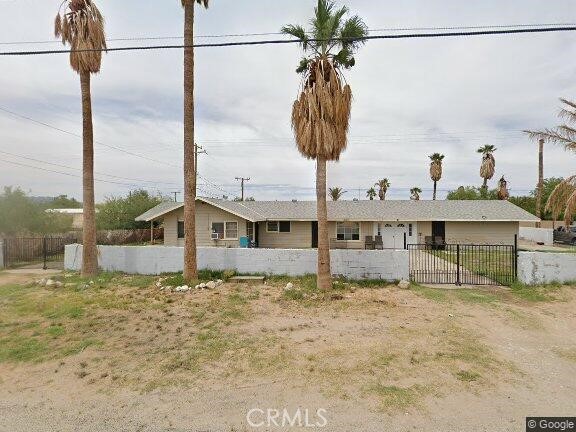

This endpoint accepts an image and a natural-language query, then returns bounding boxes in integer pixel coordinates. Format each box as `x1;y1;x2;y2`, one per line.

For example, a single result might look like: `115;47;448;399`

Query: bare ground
0;271;574;432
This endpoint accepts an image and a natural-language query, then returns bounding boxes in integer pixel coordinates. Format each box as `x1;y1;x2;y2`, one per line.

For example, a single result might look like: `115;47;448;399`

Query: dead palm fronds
497;176;510;200
429;153;445;200
478;145;497;189
525;99;576;226
55;0;107;73
291;59;353;161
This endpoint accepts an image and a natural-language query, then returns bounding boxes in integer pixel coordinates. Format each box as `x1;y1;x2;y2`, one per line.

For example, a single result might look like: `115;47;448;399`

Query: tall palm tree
497;176;510;200
282;0;367;291
375;179;391;201
55;0;106;277
366;187;377;201
182;0;209;282
526;98;576;227
328;187;345;201
410;187;422;201
477;145;497;191
429;153;445;200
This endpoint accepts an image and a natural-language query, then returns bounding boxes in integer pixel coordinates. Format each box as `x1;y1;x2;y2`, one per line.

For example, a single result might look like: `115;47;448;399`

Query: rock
215;279;224;286
398;280;410;290
54;281;63;288
182;285;190;292
285;282;294;291
64;283;75;288
46;279;55;287
199;283;206;289
38;279;47;286
206;281;217;290
195;284;201;290
155;281;162;288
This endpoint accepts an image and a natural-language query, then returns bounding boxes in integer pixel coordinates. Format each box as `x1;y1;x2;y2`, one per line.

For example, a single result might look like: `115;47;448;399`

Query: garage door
381;225;406;249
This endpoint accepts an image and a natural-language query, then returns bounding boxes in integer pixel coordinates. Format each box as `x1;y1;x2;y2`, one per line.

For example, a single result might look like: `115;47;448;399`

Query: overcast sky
1;0;575;202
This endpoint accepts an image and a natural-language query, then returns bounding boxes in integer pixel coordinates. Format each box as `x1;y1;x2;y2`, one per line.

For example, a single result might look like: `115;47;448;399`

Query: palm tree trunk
433;181;437;200
183;2;198;281
316;156;331;291
536;139;544;227
482;177;488;190
80;71;98;277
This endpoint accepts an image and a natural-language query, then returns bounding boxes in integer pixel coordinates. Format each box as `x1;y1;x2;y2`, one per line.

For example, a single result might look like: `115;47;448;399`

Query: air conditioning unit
211;232;220;241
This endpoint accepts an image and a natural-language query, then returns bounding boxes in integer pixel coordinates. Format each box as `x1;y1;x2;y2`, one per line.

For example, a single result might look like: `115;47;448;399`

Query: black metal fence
408;243;517;286
2;236;78;269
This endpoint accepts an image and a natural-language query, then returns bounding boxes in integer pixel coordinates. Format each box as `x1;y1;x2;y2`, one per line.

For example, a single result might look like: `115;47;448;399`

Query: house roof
136;197;540;223
46;208;84;214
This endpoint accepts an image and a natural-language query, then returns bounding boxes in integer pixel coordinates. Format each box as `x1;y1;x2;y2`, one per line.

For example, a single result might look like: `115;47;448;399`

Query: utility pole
171;191;181;202
235;177;251;201
536;138;544;228
194;143;207;197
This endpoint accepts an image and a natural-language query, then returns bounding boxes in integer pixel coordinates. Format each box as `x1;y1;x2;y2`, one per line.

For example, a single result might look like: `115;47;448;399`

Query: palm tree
477;145;497;191
429;153;445;200
526;98;576;227
328;187;346;201
497;176;510;200
410;187;422;201
375;179;391;201
55;0;106;277
282;0;367;291
366;187;377;200
182;0;209;282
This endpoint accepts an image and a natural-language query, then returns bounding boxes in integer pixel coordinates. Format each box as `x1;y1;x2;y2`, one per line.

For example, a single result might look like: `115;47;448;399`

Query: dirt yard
0;270;574;432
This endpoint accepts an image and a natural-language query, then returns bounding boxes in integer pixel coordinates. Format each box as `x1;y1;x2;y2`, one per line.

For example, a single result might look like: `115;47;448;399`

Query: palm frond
339;15;369;50
545;175;576;226
181;0;209;8
281;24;310;51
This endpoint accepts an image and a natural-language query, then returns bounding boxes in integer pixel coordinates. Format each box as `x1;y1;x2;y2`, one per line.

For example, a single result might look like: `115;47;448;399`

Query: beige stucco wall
445;222;518;245
258;221;312;249
163;202;247;248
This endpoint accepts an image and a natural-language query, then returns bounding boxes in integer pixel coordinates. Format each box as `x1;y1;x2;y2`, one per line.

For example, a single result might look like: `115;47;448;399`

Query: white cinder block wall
518;252;576;285
519;227;554;246
65;245;409;281
0;240;4;269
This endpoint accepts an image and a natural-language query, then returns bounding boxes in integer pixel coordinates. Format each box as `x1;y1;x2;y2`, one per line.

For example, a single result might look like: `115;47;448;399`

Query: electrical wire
1;23;574;46
1;26;576;56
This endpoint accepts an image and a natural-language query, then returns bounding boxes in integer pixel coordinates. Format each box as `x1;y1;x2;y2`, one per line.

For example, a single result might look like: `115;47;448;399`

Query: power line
1;23;574;46
0;149;182;186
0;106;180;168
2;26;576;56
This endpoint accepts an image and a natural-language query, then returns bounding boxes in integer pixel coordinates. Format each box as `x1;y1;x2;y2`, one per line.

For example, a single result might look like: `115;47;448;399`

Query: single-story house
136;198;539;249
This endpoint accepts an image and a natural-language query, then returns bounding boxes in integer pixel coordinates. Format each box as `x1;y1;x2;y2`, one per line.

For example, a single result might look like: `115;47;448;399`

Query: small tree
410;187;422;201
375;179;391;201
97;190;164;230
366;187;377;200
429;153;445;200
477;145;497;191
328;187;346;201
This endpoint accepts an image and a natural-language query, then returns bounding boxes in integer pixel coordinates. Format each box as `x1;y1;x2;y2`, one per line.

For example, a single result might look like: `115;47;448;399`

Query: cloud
0;0;575;202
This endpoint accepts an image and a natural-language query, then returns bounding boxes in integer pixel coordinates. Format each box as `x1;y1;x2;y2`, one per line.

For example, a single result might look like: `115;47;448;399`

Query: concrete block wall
518;251;576;285
519;227;554;246
65;245;409;281
0;240;4;269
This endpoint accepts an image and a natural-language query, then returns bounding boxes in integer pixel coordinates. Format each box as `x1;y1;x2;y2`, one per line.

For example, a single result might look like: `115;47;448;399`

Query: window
178;221;185;239
409;224;413;236
337;222;360;241
211;222;238;240
385;224;392;228
225;222;238;239
267;221;291;233
397;224;405;227
212;222;224;239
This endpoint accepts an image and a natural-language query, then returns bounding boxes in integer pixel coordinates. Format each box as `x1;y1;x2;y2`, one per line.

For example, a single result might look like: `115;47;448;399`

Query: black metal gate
2;236;77;269
408;243;517;286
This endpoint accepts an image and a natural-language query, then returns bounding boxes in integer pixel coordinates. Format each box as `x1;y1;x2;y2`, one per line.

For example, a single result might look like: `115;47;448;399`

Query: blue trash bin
239;236;250;248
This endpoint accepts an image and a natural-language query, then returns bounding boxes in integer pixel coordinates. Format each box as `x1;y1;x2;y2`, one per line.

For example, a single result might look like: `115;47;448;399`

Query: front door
432;221;445;243
311;221;318;248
